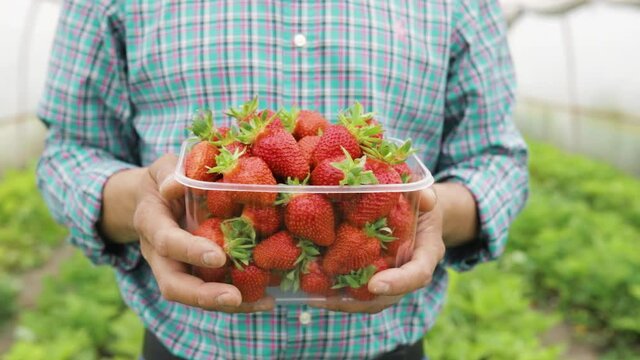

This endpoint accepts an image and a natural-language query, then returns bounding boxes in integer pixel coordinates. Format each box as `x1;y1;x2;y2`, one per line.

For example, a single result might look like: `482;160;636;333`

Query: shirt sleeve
36;0;142;272
435;0;529;272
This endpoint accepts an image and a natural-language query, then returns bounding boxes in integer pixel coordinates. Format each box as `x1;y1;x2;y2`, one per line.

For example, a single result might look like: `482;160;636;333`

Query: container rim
174;137;434;193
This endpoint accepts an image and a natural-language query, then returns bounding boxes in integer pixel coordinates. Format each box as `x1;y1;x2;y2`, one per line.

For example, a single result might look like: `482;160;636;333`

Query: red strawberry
193;265;228;283
281;192;335;246
281;108;330;140
385;195;415;258
300;260;338;297
393;162;413;183
230;263;270;302
363;139;416;183
342;158;401;227
322;220;394;276
258;109;285;131
210;147;277;206
311;102;382;166
241;205;282;238
310;151;378;187
335;258;389;301
253;231;301;270
238;113;310;181
185;141;220;182
191;217;256;281
206;188;243;219
297;135;321;167
269;272;283;286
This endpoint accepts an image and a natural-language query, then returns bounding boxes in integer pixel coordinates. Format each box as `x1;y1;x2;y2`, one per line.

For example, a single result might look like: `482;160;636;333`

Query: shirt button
293;33;307;47
299;311;311;325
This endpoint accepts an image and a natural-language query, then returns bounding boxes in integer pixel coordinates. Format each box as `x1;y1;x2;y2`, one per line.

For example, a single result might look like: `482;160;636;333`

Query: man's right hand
100;154;274;313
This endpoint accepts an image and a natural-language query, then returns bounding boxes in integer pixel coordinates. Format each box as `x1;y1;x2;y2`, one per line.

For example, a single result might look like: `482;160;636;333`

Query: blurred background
0;0;639;359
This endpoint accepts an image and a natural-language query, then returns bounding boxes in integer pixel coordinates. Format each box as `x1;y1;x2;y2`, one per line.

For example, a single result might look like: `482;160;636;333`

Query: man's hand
101;154;274;313
310;188;445;313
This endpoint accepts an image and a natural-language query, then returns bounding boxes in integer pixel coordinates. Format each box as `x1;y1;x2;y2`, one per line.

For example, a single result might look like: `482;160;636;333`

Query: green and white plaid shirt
37;0;528;358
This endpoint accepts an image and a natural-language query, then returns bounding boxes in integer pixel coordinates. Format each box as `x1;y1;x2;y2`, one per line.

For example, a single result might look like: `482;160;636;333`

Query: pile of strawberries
184;98;418;302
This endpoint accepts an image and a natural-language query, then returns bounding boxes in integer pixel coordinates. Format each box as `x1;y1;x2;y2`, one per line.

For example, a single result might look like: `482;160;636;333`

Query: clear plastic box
175;137;434;304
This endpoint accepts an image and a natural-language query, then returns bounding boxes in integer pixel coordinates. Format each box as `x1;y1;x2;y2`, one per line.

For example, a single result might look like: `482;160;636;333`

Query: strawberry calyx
330;148;378;186
338;101;383;149
331;265;377;289
189;108;219;141
281;238;320;292
221;217;257;269
225;96;259;122
236;110;279;145
364;139;416;165
208;146;245;175
278;107;300;134
364;218;396;248
274;176;310;205
210;126;240;147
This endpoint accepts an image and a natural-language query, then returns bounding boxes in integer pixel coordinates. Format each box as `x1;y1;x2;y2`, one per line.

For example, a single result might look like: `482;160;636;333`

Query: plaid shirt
37;0;528;359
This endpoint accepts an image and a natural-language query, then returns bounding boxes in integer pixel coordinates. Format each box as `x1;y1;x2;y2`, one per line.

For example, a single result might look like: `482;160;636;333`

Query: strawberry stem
225;96;259;122
364;218;397;249
364;139;416;165
330;148;378;186
189;108;215;141
209;146;245;174
332;265;377;289
279;107;300;133
221;217;257;269
338;101;382;148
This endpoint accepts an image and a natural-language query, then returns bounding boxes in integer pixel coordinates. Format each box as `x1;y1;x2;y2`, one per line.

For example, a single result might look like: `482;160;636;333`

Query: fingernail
202;251;223;267
216;293;237;307
372;282;390;295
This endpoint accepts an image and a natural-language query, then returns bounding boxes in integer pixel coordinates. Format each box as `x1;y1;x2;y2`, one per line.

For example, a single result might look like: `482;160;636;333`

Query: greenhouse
1;1;639;359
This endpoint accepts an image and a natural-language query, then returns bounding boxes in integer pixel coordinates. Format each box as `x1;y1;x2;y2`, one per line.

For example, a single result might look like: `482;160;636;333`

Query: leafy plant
0;167;67;273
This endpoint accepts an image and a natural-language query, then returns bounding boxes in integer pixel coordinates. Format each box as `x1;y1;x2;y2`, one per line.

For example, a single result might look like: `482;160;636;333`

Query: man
37;0;528;359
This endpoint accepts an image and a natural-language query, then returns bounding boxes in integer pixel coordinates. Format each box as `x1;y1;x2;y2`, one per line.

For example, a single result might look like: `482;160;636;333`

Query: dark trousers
143;329;425;360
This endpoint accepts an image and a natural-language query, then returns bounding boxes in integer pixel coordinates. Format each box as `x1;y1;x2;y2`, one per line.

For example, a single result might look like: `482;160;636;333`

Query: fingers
148;154;185;201
134;197;226;268
419;187;438;213
368;226;445;297
142;241;275;313
309;295;402;314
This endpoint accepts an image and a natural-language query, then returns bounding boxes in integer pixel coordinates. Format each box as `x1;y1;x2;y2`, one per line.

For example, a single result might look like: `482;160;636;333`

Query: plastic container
175;137;434;304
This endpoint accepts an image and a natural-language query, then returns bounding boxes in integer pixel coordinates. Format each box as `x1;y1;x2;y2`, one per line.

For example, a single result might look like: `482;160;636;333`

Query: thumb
419;187;437;213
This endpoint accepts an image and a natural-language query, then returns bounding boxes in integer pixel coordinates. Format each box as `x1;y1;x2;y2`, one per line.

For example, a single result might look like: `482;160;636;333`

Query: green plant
0;167;67;273
0;275;19;326
424;263;563;360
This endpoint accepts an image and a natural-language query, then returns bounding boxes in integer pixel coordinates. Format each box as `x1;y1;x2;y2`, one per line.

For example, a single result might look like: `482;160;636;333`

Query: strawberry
300;260;338;297
206;188;243;219
341;158;402;227
269;271;283;286
237;112;309;181
193;265;228;283
393;163;413;183
322;220;395;276
241;205;282;238
258;109;285;131
311;102;382;166
333;258;389;301
280;108;330;140
209;147;277;206
279;188;336;246
310;150;377;187
253;231;301;270
364;139;416;183
185;109;221;181
297;135;321;167
191;217;256;281
385;194;415;259
230;263;270;302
